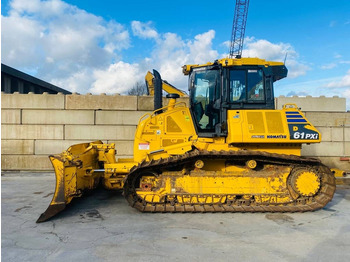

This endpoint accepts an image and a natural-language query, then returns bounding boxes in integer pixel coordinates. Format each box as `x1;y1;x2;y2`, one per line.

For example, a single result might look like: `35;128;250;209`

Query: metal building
1;64;71;94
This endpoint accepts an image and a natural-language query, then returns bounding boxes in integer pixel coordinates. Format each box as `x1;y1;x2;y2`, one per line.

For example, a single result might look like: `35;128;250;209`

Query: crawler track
124;149;336;213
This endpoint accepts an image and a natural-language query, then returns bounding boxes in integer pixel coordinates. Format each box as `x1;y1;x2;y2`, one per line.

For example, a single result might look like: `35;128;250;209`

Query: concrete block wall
1;93;189;170
275;95;346;112
1;93;349;171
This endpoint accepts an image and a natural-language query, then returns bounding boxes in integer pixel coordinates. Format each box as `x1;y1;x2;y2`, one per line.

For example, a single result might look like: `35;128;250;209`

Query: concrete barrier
1;93;65;109
66;94;137;110
1;109;21;124
275;95;346;112
2;140;34;155
304;112;350;127
95;111;148;125
1;93;349;171
2;124;64;140
22;110;95;125
1;155;52;170
64;125;136;140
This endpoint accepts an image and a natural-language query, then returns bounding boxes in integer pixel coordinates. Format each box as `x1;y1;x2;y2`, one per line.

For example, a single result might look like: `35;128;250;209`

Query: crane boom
229;0;250;58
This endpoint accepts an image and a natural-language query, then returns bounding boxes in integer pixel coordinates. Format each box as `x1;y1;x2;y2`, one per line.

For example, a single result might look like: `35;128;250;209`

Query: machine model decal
251;135;265;138
285;112;319;140
288;124;319;140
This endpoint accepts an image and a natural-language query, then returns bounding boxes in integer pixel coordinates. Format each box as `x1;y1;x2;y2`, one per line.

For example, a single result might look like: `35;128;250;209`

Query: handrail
151;101;187;117
282;103;299;110
138;113;152;125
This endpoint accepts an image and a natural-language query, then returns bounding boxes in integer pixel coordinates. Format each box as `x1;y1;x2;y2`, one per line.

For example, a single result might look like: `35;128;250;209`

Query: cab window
190;69;220;132
229;68;264;102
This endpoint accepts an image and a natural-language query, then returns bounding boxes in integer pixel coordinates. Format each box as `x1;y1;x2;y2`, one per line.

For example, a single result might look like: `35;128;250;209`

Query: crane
229;0;250;58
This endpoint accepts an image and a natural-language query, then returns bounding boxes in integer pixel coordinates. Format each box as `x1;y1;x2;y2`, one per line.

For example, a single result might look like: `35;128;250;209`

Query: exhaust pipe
153;69;163;114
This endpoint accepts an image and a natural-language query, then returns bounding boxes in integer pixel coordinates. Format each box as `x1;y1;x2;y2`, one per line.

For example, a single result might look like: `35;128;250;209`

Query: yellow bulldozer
37;57;336;223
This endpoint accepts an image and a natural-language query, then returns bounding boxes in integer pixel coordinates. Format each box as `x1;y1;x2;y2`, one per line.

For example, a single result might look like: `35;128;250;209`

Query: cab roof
183;57;285;75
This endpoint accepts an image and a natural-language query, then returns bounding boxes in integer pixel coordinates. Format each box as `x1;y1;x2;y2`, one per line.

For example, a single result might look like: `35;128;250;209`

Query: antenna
284;52;288;64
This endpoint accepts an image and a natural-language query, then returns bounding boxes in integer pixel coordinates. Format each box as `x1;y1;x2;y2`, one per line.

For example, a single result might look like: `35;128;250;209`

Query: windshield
230;68;264;102
190;69;220;133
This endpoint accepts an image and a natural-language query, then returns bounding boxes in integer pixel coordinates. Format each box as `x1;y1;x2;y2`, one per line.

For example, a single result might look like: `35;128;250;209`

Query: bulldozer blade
37;141;104;223
36;204;66;223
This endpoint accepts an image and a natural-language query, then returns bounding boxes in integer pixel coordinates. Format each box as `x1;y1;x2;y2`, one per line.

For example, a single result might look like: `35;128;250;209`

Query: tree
128;81;148;96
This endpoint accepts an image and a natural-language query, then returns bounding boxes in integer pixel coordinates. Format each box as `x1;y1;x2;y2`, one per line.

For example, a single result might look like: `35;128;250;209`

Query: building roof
1;64;72;94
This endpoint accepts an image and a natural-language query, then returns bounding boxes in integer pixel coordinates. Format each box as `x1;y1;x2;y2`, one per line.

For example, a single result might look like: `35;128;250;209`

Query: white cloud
325;69;350;89
2;0;130;93
280;70;350;110
242;37;310;78
51;69;95;93
221;40;231;49
2;1;312;95
131;21;159;40
188;30;218;64
89;29;220;94
146;30;219;90
286;91;309;97
243;38;289;60
276;75;342;97
342;89;350;104
326;71;350;110
334;53;342;59
9;0;67;17
90;61;142;94
90;31;313;95
320;63;337;70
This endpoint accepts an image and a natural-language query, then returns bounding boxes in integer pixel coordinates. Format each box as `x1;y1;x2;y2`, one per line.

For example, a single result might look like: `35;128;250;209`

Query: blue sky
1;0;350;109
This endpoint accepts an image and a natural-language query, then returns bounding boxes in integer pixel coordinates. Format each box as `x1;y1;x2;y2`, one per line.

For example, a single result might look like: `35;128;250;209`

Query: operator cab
184;58;287;137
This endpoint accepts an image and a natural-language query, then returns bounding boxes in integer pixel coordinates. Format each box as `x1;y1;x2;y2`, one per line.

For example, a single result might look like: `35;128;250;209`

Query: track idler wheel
289;167;321;197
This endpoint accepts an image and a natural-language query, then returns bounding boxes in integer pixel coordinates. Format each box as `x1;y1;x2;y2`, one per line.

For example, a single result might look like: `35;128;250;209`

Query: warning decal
138;143;150;150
